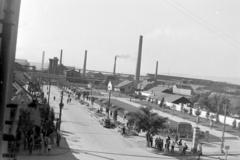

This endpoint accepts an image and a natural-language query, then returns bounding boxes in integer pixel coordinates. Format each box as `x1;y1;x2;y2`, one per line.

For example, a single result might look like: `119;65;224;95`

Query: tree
191;93;201;105
126;106;167;144
159;97;165;108
209;93;230;123
195;108;202;124
197;93;211;110
230;100;240;119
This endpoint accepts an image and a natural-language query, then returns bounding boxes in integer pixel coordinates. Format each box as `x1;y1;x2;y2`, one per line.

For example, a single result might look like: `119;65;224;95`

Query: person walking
159;139;163;151
182;143;188;155
56;131;61;147
150;136;153;147
28;134;33;154
155;137;159;148
23;136;27;150
40;133;44;154
175;134;178;143
122;126;126;135
178;139;182;146
47;142;51;154
171;141;175;153
44;137;48;153
197;143;203;159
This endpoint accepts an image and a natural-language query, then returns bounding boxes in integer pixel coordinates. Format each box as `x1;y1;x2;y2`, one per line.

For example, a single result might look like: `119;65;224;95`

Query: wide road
44;85;228;160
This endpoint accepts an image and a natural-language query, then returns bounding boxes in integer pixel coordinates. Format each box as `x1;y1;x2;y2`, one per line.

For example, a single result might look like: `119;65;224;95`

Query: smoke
116;54;130;59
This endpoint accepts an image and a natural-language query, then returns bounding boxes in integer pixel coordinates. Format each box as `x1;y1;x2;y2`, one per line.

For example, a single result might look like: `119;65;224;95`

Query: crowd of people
153;135;186;154
14;119;61;155
148;134;203;156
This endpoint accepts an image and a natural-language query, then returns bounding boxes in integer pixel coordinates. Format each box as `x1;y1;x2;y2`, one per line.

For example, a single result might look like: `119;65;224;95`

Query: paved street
17;85;240;160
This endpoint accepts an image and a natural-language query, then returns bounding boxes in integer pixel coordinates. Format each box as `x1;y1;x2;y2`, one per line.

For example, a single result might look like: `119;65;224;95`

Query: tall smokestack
60;50;63;65
155;61;158;79
135;35;143;84
113;56;117;75
83;50;87;78
41;51;45;70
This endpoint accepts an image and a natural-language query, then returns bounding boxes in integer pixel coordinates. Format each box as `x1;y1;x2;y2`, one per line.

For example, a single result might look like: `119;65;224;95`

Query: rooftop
115;80;133;88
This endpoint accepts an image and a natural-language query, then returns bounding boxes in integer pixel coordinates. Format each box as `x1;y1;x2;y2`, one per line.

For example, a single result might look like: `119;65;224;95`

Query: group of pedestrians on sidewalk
150;134;203;157
25;121;54;155
15;119;62;156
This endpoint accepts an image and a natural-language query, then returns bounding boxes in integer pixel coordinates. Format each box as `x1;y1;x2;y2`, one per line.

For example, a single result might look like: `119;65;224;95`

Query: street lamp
59;91;64;131
220;101;227;153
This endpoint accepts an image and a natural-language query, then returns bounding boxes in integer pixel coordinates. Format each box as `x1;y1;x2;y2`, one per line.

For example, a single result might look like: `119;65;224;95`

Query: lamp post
59;91;64;131
220;101;227;153
107;81;112;116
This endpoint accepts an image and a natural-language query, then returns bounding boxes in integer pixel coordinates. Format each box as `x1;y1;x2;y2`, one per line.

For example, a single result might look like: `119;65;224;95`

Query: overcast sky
16;0;240;83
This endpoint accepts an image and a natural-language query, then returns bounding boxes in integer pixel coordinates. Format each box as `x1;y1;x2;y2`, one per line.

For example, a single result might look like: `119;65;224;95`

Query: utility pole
107;81;112;116
59;91;64;131
220;101;227;153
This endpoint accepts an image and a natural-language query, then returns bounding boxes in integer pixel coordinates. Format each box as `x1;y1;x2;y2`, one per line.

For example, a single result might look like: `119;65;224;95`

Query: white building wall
158;100;240;128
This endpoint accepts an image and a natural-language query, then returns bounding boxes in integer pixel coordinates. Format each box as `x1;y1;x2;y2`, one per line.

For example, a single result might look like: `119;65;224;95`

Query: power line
172;0;240;46
162;0;240;50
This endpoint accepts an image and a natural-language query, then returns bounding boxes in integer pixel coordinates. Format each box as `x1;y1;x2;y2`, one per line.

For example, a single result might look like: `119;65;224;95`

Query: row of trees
191;92;240;122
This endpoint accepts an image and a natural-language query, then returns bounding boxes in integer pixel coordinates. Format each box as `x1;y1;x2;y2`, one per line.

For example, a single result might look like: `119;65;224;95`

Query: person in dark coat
122;126;126;135
182;143;188;155
28;134;34;154
175;134;178;143
56;132;61;147
150;136;153;147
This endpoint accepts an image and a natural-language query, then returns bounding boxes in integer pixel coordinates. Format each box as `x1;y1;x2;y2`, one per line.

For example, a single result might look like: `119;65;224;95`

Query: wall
162;102;240;128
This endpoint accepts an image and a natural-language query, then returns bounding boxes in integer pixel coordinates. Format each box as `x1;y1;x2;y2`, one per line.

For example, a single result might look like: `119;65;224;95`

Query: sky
16;0;240;84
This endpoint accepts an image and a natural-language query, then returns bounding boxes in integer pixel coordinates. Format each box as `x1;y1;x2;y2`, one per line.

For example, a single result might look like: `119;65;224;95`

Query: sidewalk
16;137;77;160
16;85;76;160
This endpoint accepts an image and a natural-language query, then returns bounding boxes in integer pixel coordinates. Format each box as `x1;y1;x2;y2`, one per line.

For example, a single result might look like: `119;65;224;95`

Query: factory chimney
113;56;117;75
134;35;143;84
60;50;63;65
41;51;45;70
83;50;87;78
155;61;158;79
